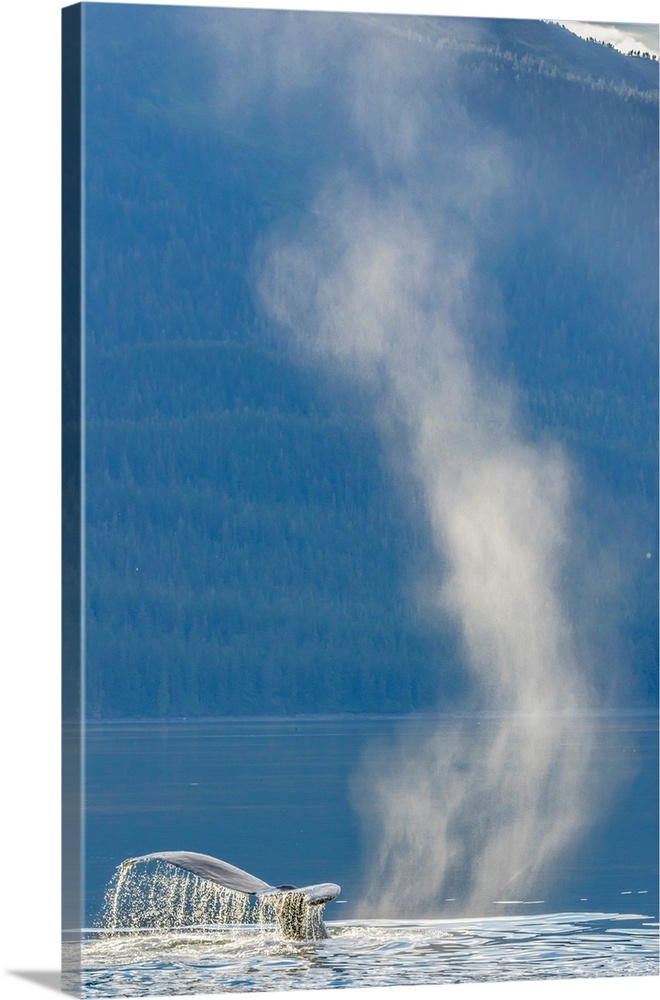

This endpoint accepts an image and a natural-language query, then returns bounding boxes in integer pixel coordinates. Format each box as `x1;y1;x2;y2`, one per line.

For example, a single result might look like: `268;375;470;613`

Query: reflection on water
71;912;658;995
85;713;659;922
81;713;658;993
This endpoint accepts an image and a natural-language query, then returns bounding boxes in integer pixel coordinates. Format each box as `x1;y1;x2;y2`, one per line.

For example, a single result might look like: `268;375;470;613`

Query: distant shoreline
82;707;659;725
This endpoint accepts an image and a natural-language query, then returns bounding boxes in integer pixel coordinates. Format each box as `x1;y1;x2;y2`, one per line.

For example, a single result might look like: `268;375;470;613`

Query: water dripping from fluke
99;850;340;942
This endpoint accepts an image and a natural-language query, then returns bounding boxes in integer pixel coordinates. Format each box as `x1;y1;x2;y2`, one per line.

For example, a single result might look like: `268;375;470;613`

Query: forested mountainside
78;6;658;718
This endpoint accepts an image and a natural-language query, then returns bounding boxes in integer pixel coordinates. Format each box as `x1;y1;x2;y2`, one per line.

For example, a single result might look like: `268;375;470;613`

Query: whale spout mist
259;184;597;916
250;12;604;918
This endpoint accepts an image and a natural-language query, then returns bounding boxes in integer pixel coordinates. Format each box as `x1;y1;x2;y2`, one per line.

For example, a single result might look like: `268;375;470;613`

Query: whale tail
125;851;340;940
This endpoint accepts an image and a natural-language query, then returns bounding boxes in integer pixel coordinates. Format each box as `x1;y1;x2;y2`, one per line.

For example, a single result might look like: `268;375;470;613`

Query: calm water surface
78;713;658;993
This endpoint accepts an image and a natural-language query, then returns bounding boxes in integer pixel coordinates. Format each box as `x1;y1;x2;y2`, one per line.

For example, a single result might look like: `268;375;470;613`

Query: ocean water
71;912;658;996
74;713;658;994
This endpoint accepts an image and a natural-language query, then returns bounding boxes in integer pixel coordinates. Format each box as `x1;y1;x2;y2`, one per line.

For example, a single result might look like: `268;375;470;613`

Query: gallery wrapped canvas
61;1;658;995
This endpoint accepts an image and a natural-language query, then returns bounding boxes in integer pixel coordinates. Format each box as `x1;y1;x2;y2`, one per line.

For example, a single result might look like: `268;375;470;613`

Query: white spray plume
251;13;599;917
260;185;593;914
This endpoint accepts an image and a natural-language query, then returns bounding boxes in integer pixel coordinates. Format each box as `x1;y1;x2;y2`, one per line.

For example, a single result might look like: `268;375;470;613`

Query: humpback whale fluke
125;850;340;940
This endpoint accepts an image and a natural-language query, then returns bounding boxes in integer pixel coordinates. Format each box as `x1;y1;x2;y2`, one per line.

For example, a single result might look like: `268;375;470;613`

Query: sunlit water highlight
100;861;328;942
101;863;254;930
80;715;658;994
70;911;658;996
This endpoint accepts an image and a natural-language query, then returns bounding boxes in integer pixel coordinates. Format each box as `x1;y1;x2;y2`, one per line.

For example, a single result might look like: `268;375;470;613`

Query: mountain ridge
78;7;658;718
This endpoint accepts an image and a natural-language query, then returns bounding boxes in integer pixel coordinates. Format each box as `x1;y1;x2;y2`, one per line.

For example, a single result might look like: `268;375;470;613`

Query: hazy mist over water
253;12;608;918
259;194;596;914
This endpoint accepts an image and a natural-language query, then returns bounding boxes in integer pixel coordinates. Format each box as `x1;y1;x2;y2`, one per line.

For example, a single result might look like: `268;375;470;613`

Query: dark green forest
75;7;658;718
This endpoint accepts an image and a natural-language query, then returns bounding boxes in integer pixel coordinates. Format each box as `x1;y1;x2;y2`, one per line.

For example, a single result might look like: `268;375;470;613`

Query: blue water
79;712;659;992
72;912;659;995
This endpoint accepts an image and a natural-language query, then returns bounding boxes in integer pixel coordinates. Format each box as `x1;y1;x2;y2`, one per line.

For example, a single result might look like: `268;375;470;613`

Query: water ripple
68;910;660;996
